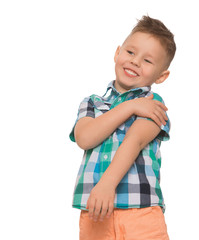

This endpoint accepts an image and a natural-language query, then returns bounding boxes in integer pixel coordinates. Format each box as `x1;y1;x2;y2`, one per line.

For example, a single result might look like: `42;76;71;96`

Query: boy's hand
131;94;168;127
86;182;115;222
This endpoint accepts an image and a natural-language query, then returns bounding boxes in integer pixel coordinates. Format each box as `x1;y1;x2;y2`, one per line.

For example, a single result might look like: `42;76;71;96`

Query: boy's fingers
156;106;168;123
99;202;108;221
93;200;102;221
151;113;162;127
155;101;168;111
162;111;168;121
88;198;96;219
154;110;166;126
106;202;114;218
156;108;167;122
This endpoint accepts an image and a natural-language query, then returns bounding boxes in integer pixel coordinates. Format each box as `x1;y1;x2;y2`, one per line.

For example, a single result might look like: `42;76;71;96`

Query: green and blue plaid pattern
70;81;170;212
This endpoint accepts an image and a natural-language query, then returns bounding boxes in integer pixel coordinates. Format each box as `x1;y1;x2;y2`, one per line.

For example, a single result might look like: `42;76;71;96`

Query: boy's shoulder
152;92;164;102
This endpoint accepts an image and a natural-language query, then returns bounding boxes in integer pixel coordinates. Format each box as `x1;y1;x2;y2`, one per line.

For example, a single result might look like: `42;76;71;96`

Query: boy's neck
113;80;151;94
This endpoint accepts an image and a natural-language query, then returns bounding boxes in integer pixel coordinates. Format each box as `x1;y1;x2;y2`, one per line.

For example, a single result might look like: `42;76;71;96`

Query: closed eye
144;59;152;64
127;50;134;55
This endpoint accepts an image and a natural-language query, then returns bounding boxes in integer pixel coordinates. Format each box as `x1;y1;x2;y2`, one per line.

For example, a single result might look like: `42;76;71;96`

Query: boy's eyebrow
125;44;136;50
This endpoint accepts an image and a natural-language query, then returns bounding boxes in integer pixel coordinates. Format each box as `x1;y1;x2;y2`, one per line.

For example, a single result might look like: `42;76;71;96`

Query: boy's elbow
76;138;91;150
75;132;92;150
74;117;94;150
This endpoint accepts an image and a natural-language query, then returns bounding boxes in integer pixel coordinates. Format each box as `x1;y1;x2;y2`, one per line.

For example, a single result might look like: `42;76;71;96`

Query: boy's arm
86;118;161;222
75;94;168;150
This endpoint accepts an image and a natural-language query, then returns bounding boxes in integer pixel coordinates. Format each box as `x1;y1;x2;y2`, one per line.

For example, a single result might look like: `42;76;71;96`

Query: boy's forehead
123;32;156;46
122;32;166;54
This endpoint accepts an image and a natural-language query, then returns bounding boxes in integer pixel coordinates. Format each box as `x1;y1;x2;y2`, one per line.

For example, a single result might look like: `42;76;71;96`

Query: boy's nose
131;56;141;67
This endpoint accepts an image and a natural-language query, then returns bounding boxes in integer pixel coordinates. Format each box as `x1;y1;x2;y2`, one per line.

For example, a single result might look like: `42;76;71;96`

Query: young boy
70;15;176;240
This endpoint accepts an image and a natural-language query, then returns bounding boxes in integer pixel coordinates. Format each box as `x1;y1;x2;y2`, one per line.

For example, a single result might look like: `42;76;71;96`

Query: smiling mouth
124;68;139;77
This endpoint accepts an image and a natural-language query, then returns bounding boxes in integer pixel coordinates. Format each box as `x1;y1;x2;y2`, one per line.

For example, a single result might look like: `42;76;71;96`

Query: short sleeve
136;93;170;141
69;96;95;142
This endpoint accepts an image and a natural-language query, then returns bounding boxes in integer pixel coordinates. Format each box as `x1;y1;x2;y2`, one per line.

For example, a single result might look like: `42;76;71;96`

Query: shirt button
118;97;121;102
104;155;108;160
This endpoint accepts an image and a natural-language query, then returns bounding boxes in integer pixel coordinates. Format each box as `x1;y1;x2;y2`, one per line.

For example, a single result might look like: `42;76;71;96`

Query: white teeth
125;69;138;76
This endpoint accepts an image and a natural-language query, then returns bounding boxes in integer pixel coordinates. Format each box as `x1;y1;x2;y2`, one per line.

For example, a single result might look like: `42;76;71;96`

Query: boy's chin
114;80;136;93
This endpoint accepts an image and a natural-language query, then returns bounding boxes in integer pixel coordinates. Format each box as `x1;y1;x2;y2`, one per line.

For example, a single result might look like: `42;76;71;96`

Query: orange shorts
79;206;169;240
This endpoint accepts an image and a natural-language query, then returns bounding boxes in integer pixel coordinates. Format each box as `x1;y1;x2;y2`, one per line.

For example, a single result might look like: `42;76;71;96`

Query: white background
0;0;198;239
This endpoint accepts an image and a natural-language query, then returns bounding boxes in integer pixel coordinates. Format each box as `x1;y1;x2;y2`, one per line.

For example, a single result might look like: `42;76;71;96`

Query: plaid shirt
70;81;170;212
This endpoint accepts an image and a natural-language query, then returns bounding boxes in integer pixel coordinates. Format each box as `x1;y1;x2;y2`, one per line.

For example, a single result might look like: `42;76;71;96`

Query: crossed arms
74;94;168;222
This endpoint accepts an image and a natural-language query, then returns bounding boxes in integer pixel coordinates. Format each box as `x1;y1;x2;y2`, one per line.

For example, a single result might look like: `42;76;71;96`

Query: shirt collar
103;80;151;97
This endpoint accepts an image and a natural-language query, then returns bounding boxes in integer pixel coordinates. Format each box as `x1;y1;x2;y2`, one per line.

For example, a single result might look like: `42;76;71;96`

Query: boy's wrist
98;173;119;190
120;100;135;117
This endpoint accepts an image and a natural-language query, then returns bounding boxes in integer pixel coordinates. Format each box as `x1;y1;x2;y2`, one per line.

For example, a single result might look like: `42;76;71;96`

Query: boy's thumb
147;94;153;99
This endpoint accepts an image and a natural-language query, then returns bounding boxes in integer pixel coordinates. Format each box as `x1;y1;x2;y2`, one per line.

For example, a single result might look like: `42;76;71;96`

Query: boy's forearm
75;101;134;150
98;119;161;189
75;95;167;150
98;135;141;189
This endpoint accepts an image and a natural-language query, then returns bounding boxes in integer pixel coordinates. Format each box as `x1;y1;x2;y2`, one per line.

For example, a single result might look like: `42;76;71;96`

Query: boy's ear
155;70;170;84
114;46;121;63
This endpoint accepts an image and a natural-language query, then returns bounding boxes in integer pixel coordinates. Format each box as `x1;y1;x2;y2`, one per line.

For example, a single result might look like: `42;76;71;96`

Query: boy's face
114;32;170;93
